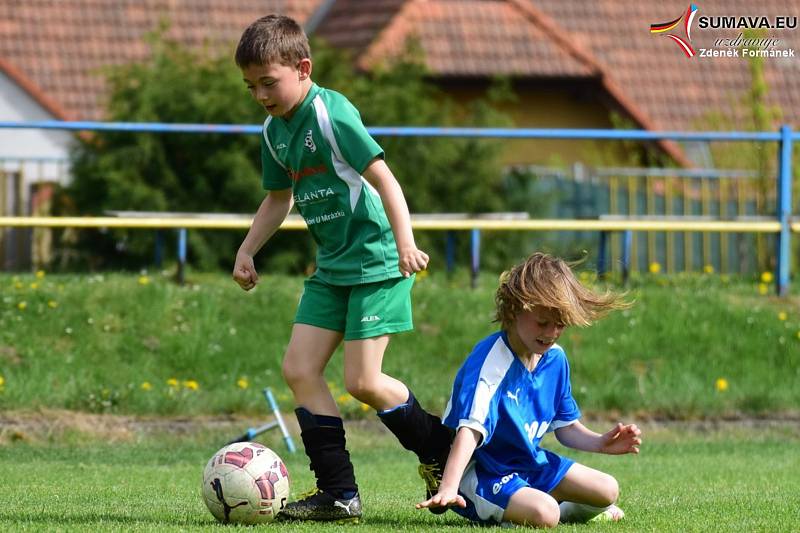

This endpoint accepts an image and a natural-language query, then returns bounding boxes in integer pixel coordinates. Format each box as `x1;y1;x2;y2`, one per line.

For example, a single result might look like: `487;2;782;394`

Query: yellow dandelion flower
17;301;27;311
715;378;729;392
140;382;152;391
416;269;429;280
758;283;769;295
796;331;800;340
236;378;249;389
29;282;39;290
778;311;787;321
183;380;199;391
760;271;773;283
703;265;714;274
14;282;22;289
35;270;45;279
337;393;352;404
166;378;179;387
138;276;150;285
360;403;371;412
648;262;661;274
48;300;58;308
0;375;5;387
720;275;730;284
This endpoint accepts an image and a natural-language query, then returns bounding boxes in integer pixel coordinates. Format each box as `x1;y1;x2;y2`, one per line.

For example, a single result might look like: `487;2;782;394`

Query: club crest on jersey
304;129;317;153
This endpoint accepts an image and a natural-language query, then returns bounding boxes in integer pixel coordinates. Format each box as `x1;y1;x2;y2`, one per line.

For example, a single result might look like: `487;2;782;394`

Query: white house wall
0;70;73;186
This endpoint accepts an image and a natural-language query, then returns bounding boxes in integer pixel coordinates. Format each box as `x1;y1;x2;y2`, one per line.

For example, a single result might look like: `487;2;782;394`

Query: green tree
64;32;270;270
63;33;511;272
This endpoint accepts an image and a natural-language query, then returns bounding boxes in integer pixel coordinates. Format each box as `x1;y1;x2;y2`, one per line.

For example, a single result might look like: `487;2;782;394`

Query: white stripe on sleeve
462;337;515;447
312;95;366;212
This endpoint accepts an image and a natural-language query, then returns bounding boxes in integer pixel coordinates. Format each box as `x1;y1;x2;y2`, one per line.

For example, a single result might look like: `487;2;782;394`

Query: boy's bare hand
416;487;466;510
233;251;259;291
600;422;642;455
399;247;429;277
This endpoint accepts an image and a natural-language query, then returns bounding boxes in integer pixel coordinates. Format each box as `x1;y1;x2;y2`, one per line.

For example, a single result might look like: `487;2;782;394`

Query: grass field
1;418;799;532
1;270;799;419
1;270;799;531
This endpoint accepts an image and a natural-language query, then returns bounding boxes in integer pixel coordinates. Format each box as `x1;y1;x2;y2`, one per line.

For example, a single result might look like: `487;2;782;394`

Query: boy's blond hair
235;14;310;68
495;252;629;330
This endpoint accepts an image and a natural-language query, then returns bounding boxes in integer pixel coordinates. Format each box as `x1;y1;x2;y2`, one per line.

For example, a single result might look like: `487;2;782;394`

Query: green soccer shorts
294;274;414;340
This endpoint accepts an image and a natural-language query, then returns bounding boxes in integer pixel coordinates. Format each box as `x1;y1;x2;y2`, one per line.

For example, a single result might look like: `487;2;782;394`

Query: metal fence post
176;227;187;285
776;125;793;296
154;230;163;268
621;230;632;284
470;228;480;289
597;230;608;279
445;230;456;275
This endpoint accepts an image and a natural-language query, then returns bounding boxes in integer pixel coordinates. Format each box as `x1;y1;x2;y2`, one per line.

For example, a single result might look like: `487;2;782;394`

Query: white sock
558;501;611;523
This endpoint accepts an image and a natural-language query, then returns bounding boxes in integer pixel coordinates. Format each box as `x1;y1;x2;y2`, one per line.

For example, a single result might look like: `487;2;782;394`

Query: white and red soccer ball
202;442;291;524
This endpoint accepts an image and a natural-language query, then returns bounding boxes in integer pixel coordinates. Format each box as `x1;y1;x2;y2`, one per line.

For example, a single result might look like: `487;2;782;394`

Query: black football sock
376;389;453;463
295;407;358;499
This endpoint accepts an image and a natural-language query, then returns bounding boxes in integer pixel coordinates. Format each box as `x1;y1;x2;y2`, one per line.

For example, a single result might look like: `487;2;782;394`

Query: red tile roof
315;0;688;163
0;0;322;120
1;0;797;156
316;0;594;77
531;0;800;132
316;0;800;164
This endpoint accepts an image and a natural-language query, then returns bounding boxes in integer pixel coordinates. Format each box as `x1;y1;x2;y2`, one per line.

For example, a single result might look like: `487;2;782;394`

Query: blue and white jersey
443;331;581;476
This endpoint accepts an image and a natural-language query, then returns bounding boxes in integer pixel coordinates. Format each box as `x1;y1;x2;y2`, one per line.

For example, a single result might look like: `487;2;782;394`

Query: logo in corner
650;4;699;58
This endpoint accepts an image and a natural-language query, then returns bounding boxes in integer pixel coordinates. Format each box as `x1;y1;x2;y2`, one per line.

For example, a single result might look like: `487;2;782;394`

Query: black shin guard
295;407;358;498
376;390;453;463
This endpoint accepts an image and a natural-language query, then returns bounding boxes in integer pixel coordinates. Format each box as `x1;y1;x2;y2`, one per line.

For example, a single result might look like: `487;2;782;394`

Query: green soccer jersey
260;83;402;285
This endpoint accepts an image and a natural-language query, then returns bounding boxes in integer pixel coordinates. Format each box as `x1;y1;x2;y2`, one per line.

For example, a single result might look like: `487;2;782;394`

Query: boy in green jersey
232;14;452;523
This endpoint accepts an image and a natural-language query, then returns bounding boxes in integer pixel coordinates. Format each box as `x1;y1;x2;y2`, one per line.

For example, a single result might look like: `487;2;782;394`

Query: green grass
2;270;798;530
1;270;799;418
1;421;798;532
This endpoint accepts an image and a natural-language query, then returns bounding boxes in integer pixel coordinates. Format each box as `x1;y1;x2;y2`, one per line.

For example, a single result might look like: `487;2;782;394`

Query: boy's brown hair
235;14;311;68
495;252;630;330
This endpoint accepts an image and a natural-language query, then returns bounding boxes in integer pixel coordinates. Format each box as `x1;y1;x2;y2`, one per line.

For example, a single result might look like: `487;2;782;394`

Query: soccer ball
202;442;291;524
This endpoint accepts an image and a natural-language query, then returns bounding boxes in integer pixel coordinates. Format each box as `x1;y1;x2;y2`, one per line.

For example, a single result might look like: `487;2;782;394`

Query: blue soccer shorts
452;449;574;525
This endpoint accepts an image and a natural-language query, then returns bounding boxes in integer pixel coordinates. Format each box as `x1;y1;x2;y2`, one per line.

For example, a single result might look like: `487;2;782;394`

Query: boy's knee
281;355;316;387
529;498;560;528
597;474;619;507
536;498;561;527
506;493;560;528
344;376;379;403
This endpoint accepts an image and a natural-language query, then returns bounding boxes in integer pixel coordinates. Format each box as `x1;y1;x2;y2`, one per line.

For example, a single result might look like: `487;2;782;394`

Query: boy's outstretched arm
363;158;429;277
233;188;293;291
416;426;481;510
554;421;642;455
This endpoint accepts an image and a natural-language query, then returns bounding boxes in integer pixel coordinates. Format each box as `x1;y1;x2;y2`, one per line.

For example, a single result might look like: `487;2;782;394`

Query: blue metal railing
2;120;799;142
0;120;795;294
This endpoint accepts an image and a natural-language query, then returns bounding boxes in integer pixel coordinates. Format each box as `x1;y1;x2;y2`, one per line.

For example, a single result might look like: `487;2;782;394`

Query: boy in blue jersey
417;252;642;527
232;15;452;523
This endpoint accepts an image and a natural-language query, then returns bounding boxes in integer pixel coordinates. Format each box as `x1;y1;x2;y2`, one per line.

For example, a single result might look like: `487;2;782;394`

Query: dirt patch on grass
2;410;799;446
0;409;300;445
